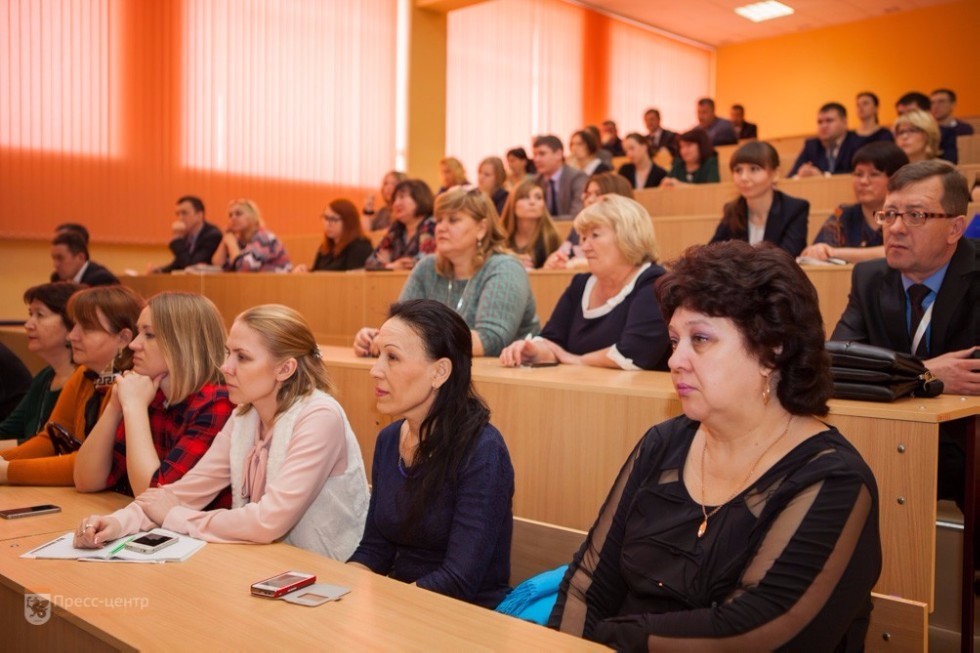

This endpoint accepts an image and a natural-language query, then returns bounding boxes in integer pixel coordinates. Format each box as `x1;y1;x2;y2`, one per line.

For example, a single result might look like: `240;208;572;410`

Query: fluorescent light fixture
734;1;794;22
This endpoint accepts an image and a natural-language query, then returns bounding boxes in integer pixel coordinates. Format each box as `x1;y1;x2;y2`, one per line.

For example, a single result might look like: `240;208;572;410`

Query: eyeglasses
873;210;957;227
894;128;923;137
321;215;342;224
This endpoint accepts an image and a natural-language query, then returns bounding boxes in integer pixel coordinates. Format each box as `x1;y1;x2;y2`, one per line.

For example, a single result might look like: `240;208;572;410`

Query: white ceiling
577;0;959;47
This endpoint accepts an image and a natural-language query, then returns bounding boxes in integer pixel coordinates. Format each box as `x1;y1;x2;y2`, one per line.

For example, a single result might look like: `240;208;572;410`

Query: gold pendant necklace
697;415;793;539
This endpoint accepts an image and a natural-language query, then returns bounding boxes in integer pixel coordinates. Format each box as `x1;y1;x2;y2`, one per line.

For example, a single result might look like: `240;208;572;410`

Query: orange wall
716;0;979;139
0;1;371;245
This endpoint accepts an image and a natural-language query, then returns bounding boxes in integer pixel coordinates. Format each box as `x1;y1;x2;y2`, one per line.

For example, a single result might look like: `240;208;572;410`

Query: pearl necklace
697;415;793;539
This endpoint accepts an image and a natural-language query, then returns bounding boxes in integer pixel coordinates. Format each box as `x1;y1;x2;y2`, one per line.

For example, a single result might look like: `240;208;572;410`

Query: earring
762;373;771;406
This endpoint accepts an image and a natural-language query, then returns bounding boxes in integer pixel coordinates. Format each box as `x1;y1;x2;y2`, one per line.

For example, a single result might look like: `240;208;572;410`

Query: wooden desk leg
963;415;977;653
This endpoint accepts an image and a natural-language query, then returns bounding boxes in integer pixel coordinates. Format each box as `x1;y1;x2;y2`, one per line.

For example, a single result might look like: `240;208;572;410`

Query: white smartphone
124;532;179;554
250;571;317;598
0;504;61;519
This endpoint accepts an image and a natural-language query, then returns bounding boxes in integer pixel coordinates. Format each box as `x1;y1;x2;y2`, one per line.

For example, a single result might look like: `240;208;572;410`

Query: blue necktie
548;179;559;216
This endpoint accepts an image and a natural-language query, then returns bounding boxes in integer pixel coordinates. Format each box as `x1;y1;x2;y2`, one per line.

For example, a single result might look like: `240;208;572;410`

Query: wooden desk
122;262;855;346
635;174;849;217
320;346;980;613
0;487;130;543
0;489;601;652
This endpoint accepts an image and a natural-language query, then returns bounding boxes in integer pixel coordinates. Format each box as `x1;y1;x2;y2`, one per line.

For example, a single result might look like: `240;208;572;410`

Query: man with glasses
832;160;977;391
832;160;977;510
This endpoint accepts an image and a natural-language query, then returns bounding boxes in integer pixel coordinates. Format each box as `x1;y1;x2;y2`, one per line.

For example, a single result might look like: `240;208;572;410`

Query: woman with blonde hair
544;172;634;270
438;157;469;193
501;194;670;371
212;199;291;272
74;292;233;498
75;304;369;560
477;156;509;216
500;179;562;269
362;170;408;232
354;186;538;358
0;285;143;485
894;109;941;163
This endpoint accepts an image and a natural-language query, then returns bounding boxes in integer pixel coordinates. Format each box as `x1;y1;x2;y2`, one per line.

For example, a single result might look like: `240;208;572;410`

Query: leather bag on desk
825;341;944;402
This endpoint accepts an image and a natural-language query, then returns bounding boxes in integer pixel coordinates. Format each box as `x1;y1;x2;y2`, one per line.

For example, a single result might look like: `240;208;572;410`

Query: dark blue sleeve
708;217;731;244
539;276;586;349
415;427;514;602
787;143;810;178
347;425;398;572
778;198;809;256
614;276;670;370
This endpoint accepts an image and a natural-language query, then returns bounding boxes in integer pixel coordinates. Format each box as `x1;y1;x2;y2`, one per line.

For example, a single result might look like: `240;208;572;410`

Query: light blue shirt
901;262;950;353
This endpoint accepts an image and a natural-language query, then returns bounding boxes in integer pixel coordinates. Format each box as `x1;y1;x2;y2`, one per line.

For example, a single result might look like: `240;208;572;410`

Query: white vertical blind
446;0;584;178
606;20;712;136
182;0;398;186
0;0;117;155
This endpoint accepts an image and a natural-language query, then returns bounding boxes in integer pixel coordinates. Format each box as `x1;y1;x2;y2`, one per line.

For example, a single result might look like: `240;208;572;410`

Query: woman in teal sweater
0;282;82;446
354;186;539;357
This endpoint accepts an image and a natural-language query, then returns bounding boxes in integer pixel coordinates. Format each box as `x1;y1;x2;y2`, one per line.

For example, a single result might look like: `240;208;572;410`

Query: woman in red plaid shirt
74;292;233;503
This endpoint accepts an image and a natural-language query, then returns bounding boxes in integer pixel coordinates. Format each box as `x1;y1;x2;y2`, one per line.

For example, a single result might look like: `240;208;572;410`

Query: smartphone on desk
0;504;61;519
251;571;317;598
124;532;179;554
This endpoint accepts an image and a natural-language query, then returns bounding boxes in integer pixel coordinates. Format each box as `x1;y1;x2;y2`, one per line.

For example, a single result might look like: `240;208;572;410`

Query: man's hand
925;347;980;396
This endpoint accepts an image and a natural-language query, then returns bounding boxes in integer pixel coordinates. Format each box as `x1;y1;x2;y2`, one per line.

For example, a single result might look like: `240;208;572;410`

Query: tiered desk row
1;165;978;650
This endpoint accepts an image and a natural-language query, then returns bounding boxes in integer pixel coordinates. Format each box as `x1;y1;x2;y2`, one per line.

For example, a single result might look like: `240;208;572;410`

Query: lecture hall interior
0;0;978;650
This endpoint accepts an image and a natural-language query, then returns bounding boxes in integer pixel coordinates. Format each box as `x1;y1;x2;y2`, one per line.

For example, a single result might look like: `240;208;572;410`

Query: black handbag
825;341;944;402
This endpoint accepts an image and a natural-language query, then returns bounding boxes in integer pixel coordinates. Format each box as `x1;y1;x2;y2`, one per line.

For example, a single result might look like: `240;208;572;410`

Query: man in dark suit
931;89;975;137
788;102;863;178
831;160;978;505
643;108;678;159
599;120;625;157
896;91;959;164
50;230;119;286
730;104;757;140
153;195;223;273
696;98;737;146
532;135;587;221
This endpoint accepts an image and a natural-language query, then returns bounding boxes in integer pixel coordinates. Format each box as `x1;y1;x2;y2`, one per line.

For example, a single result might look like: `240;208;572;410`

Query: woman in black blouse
549;241;880;651
295;199;373;272
617;133;666;190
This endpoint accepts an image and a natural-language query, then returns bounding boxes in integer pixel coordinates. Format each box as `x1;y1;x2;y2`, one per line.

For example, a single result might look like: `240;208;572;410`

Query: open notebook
21;528;205;563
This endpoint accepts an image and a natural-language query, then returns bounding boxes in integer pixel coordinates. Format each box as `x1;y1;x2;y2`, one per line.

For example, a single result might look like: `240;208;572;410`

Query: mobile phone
527;361;560;368
124;532;179;554
250;571;317;598
47;422;82;456
0;504;61;519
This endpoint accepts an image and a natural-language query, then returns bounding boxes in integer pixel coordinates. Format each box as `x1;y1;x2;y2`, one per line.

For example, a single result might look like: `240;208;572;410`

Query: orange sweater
2;367;109;485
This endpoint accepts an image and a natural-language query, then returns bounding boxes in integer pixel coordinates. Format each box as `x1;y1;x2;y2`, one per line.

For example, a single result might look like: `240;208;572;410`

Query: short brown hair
68;285;145;372
656;241;832;415
888;159;970;216
24;281;84;330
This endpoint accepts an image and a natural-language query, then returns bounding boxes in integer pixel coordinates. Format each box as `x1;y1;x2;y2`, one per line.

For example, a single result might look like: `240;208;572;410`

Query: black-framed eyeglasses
873;210;957;227
321;214;342;224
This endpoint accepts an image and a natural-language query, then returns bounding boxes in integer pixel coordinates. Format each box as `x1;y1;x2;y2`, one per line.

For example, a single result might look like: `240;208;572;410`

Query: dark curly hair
656;240;832;415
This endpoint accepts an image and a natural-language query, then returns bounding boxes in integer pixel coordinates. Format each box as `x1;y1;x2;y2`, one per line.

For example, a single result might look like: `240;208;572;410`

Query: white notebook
21;528;205;563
